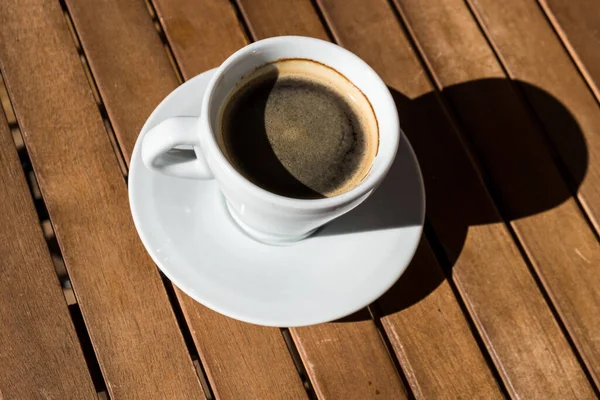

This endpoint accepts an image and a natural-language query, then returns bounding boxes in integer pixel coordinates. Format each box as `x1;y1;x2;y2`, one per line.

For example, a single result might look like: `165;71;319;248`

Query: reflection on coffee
217;59;378;199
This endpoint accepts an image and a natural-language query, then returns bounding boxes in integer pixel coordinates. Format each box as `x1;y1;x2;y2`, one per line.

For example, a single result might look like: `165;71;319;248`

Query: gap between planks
60;0;128;177
281;329;319;400
0;73;109;396
0;75;75;307
535;0;600;107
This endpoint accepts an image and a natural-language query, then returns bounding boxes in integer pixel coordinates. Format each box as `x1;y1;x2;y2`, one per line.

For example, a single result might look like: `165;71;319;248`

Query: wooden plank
152;0;247;79
378;239;503;399
0;109;97;400
237;1;502;398
393;0;600;388
179;303;307;400
236;0;329;40
466;0;600;235
0;1;206;398
64;0;179;163
289;319;409;399
538;0;600;102
316;0;596;397
65;0;308;398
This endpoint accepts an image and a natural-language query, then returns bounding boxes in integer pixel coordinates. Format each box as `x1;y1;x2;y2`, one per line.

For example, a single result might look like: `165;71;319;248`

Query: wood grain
466;0;600;236
0;76;16;125
179;302;307;400
0;0;206;398
0;109;97;400
66;0;308;398
317;0;596;397
236;0;329;41
152;0;247;79
394;0;600;389
237;0;501;398
64;0;179;163
290;319;408;400
378;239;502;399
538;0;600;102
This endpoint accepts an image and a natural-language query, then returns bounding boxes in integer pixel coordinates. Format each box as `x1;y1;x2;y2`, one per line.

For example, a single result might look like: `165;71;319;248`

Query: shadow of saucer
332;77;587;322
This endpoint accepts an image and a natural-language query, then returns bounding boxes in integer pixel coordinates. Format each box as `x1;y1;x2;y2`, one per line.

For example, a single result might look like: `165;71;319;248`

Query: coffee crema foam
218;59;379;199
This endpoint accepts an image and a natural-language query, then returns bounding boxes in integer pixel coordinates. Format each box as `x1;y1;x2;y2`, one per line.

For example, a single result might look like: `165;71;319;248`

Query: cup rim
202;36;399;210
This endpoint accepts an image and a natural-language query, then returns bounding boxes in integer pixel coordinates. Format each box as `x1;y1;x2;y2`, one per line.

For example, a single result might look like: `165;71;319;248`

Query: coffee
217;59;378;199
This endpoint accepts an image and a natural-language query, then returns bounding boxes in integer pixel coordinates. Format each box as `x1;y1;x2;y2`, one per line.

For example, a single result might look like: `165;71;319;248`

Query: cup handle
141;116;213;179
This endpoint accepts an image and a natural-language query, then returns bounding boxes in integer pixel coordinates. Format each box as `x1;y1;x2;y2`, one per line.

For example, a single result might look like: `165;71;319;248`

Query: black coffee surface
219;62;376;199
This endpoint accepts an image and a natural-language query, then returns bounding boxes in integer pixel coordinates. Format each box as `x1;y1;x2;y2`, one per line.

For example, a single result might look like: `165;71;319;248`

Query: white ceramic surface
129;69;425;327
140;36;400;245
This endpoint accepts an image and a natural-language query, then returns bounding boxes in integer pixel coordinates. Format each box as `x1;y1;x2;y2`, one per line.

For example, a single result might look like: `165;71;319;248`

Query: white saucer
129;69;425;327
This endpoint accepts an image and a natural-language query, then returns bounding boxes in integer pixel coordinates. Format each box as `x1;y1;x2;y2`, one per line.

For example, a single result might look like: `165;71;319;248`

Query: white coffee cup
141;36;399;245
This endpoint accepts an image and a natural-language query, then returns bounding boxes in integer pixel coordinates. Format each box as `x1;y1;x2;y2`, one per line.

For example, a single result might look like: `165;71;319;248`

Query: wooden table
1;0;599;398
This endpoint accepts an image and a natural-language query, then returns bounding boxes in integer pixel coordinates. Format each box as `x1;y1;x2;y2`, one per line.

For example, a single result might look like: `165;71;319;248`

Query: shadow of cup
334;78;587;322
